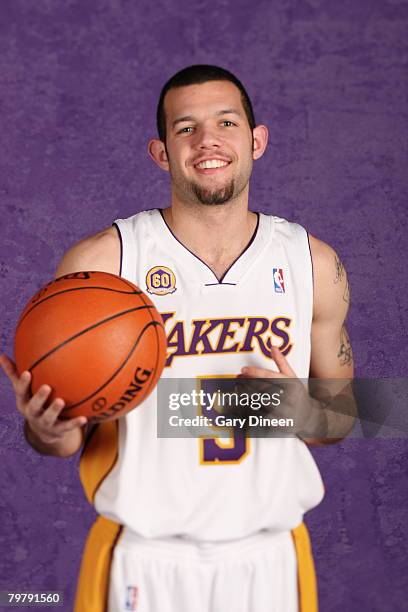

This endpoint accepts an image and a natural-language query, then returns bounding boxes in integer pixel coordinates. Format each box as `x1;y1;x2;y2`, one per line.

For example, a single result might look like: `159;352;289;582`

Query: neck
162;191;258;280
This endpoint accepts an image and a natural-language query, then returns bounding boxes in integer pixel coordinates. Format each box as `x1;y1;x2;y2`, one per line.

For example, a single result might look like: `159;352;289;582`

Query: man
0;65;355;611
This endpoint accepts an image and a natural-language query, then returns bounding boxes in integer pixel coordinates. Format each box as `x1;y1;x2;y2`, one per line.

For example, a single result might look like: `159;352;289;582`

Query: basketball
13;271;167;423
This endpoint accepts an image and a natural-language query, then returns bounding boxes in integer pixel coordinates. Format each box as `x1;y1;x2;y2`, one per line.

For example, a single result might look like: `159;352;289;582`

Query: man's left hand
234;346;323;437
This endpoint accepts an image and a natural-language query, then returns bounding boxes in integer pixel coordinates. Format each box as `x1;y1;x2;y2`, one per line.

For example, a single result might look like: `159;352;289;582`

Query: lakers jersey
79;209;324;541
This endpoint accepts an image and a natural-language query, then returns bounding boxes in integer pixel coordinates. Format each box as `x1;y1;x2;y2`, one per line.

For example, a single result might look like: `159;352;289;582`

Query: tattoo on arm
343;279;350;304
334;254;350;303
338;325;353;366
334;255;345;284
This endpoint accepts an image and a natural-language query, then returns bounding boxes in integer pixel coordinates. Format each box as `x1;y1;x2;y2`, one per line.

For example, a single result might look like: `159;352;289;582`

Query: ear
252;125;269;161
148;139;170;171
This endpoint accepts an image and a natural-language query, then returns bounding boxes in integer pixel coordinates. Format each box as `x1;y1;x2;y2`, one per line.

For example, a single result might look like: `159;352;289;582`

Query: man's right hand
0;225;120;456
0;353;87;457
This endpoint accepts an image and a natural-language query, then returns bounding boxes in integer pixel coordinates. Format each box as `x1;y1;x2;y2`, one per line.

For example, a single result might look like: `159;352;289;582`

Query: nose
194;125;221;149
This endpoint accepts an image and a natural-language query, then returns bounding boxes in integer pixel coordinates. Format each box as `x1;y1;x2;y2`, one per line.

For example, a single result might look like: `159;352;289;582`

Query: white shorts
74;516;317;612
107;528;298;612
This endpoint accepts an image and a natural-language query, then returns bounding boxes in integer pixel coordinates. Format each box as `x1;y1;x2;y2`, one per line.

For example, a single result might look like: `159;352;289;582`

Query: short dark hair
156;64;256;143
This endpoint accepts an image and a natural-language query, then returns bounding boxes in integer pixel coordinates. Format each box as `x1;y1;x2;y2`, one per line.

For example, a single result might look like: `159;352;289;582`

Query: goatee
192;180;235;205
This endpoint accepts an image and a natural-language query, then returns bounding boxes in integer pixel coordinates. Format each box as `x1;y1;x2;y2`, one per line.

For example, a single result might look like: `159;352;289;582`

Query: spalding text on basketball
90;366;152;422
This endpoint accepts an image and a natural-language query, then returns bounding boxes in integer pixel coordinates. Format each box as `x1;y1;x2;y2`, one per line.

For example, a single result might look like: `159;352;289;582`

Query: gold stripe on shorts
74;515;123;612
291;522;319;612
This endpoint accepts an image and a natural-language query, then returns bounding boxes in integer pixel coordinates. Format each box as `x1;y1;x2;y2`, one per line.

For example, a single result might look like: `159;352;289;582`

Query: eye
221;120;236;127
178;126;194;134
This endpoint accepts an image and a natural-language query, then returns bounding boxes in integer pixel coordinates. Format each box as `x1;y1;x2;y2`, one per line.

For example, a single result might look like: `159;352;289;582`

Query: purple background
1;1;407;610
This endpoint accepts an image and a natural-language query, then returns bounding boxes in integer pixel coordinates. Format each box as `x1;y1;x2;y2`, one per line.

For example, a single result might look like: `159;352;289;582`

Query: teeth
196;159;229;169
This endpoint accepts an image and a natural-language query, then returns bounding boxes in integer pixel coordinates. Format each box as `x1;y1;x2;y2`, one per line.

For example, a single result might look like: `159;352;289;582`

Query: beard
191;179;236;205
168;153;253;207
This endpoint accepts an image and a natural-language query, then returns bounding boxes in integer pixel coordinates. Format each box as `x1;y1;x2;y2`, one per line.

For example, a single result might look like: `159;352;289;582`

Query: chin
195;192;235;206
192;181;236;206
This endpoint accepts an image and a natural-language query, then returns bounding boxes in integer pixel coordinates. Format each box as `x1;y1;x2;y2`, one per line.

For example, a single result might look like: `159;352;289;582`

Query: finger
270;345;296;377
54;414;87;435
237;371;284;404
25;384;52;418
240;366;282;378
39;398;67;428
15;371;32;406
0;353;23;388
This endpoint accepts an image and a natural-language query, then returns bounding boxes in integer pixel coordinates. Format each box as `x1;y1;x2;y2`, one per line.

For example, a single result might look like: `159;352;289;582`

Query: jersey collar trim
151;208;272;285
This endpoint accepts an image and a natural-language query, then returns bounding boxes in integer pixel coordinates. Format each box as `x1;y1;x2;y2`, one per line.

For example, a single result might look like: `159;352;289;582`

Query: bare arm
0;226;121;458
54;226;121;279
301;234;356;445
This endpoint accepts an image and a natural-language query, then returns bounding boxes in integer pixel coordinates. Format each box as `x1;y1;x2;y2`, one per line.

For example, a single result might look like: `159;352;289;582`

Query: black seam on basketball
19;286;143;324
28;305;156;372
115;277;138;292
137;291;164;398
62;320;163;411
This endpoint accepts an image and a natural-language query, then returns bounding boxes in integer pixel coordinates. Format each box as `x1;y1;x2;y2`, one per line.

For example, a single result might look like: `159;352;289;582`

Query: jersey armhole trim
112;222;123;277
306;232;314;317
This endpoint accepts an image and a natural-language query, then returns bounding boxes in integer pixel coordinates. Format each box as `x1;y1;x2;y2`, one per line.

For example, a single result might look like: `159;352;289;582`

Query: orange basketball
14;271;167;423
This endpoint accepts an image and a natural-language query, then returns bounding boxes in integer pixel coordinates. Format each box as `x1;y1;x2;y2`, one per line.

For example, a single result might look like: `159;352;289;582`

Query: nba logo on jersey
125;585;139;610
273;268;285;293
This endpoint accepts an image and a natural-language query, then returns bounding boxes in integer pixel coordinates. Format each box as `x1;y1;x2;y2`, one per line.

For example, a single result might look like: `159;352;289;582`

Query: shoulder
308;233;350;320
55;226;121;277
308;233;345;280
272;217;340;277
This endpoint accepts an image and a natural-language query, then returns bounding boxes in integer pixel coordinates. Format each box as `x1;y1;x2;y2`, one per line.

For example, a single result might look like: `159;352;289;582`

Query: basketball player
0;65;355;612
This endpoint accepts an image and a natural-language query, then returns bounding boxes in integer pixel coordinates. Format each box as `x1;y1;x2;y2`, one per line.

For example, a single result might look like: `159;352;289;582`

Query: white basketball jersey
93;208;324;541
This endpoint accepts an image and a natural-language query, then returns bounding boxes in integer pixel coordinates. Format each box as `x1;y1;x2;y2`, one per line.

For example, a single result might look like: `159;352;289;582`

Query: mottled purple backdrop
0;1;407;611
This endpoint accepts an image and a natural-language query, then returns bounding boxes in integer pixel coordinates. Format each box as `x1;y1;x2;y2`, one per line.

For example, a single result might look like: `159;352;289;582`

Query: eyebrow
172;109;242;129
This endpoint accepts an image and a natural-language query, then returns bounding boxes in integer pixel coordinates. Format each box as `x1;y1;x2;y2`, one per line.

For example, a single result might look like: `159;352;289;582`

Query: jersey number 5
197;375;250;465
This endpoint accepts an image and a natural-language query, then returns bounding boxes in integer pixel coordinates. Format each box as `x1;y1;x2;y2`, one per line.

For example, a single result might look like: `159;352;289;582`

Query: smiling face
155;80;263;206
